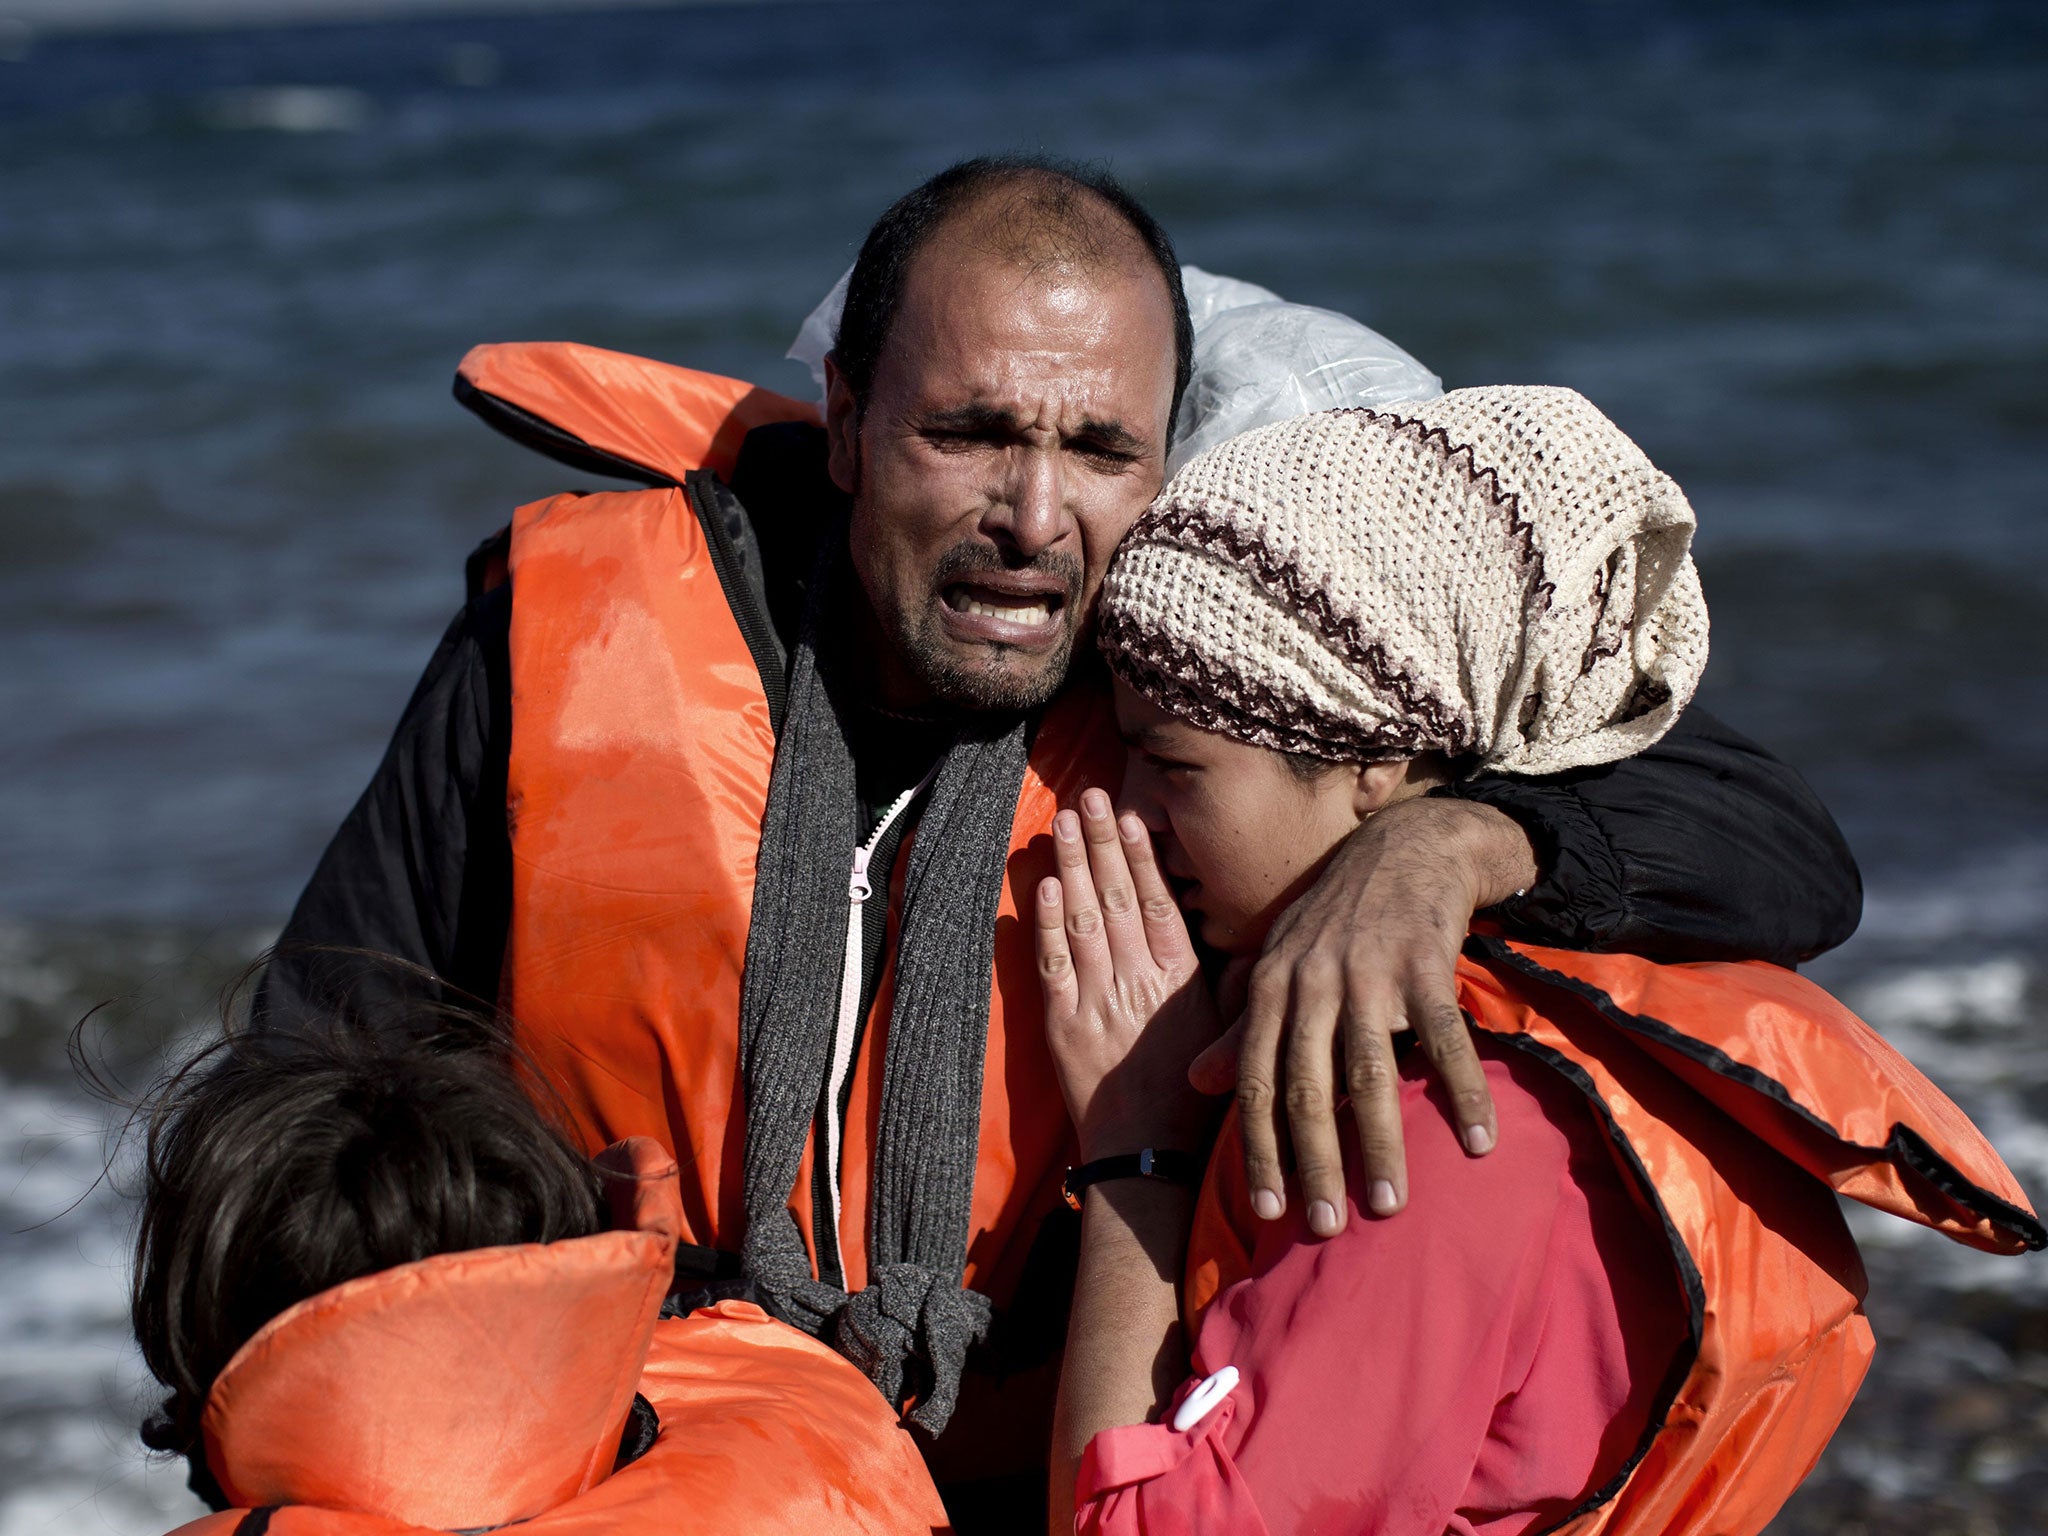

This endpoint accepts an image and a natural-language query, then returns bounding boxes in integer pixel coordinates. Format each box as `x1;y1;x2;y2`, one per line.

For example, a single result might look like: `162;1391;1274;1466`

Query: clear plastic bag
785;266;851;403
784;262;1442;472
1179;266;1283;326
1168;266;1441;472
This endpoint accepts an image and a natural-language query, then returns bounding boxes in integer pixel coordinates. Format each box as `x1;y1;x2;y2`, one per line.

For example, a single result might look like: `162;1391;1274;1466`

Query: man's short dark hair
833;155;1194;428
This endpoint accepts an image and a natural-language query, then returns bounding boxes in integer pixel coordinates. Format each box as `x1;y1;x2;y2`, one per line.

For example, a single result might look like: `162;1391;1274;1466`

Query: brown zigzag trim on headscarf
1338;405;1557;615
1097;608;1442;763
1119;491;1474;753
1574;556;1638;678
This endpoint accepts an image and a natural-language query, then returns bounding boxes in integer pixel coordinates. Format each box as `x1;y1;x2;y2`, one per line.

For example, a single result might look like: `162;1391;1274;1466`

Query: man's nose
982;445;1067;559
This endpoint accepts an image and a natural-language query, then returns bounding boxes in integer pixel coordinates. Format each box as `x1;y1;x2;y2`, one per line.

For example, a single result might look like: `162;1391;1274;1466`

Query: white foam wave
2;1076;206;1536
1853;842;2048;954
198;86;374;134
1837;954;2048;1296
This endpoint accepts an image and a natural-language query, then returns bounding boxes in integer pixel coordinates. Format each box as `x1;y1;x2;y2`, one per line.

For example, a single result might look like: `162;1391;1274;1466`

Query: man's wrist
1428;798;1540;911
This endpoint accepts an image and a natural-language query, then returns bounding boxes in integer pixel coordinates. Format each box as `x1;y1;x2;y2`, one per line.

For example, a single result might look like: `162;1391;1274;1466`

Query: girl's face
1112;681;1386;956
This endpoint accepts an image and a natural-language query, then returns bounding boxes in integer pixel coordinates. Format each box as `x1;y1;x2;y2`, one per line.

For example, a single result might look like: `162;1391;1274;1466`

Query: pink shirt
1077;1047;1684;1536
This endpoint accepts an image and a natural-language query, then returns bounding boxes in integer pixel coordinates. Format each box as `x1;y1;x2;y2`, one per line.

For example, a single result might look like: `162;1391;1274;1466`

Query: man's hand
1188;796;1539;1234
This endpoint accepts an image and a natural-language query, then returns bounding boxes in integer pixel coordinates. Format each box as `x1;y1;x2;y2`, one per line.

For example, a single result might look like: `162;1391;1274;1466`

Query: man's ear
1349;759;1414;818
823;353;860;496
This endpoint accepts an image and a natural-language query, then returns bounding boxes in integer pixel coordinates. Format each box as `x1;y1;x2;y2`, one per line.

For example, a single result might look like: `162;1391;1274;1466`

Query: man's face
826;233;1178;713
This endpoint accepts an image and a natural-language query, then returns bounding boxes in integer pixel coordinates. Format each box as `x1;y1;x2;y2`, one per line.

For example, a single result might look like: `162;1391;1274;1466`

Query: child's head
129;957;603;1461
1096;387;1708;953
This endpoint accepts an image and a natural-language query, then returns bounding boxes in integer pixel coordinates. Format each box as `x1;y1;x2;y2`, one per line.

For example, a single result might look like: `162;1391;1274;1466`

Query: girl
1035;389;2042;1536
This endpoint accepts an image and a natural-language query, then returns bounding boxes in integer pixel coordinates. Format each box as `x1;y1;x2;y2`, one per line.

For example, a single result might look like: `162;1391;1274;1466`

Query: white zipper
819;761;941;1280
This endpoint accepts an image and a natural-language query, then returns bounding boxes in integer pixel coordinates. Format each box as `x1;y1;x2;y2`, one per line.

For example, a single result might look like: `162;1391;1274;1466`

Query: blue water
3;0;2045;923
1;2;2045;1530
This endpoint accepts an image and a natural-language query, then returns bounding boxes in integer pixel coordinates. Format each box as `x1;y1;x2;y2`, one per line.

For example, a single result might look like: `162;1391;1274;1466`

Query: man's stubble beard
888;544;1084;716
848;476;1085;716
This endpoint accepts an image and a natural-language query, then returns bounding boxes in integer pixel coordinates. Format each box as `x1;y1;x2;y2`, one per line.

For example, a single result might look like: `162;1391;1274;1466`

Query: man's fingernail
1368;1180;1399;1215
1084;788;1110;817
1055;812;1078;841
1308;1199;1339;1236
1251;1188;1283;1221
1464;1124;1495;1155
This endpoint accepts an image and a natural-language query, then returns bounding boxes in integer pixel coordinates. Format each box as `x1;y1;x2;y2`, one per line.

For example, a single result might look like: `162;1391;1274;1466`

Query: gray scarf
737;565;1031;1436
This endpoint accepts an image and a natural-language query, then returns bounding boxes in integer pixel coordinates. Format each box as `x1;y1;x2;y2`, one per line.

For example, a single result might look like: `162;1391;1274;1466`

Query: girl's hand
1036;788;1221;1162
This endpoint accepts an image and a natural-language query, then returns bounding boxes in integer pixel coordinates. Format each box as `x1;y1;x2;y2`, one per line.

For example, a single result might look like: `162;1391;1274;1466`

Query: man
265;157;1860;1521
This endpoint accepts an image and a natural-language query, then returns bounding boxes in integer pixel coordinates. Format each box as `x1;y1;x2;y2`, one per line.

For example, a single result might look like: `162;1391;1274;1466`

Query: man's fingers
1077;788;1152;973
1052;809;1111;981
1034;876;1078;1013
1115;811;1192;968
1340;975;1408;1216
1283;961;1348;1237
1411;993;1497;1156
1234;963;1292;1221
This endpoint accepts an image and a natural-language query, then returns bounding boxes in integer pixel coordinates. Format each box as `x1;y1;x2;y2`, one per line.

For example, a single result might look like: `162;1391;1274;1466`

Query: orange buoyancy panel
198;1139;682;1532
164;1144;951;1535
500;447;1123;1306
1470;936;2045;1252
1186;942;2040;1536
178;1308;958;1536
501;478;776;1254
575;1299;954;1535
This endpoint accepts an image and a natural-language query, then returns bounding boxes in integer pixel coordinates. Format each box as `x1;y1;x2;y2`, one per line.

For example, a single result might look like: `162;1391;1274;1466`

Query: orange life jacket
459;343;1118;1475
163;1139;951;1536
1185;936;2043;1536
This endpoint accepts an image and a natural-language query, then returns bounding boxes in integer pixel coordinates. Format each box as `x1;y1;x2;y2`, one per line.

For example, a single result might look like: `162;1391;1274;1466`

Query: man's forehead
883;237;1177;419
904;236;1162;332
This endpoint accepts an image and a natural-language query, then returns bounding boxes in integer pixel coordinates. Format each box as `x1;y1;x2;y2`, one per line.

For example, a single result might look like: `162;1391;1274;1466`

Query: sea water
2;2;2045;1531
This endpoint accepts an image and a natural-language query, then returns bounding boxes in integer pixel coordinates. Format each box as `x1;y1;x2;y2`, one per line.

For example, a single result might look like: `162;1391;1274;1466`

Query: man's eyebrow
919;402;1023;434
917;403;1149;455
1071;418;1147;455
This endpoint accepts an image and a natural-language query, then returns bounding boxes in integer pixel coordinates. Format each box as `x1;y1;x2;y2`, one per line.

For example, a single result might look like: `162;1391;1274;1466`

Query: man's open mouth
938;579;1068;644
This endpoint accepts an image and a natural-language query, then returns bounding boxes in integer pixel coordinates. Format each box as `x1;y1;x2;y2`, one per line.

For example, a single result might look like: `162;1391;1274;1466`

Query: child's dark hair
123;950;604;1464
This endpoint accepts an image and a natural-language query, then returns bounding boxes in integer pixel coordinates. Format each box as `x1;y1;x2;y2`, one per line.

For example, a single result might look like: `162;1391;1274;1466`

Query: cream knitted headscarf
1096;387;1709;777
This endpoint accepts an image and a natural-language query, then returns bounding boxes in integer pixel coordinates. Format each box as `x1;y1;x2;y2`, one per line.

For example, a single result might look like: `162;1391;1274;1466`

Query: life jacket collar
455;341;819;487
200;1138;682;1532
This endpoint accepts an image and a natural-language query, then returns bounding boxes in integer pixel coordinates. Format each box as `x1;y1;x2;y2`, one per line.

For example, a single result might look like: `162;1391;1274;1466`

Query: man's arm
257;585;513;1024
1204;701;1862;1231
1449;703;1862;965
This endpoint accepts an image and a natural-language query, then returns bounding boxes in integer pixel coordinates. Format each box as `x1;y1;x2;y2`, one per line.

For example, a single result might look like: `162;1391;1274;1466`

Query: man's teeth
958;595;1051;622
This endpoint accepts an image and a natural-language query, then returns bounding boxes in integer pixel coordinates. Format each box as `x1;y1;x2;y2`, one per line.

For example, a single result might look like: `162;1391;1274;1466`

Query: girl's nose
1114;771;1170;834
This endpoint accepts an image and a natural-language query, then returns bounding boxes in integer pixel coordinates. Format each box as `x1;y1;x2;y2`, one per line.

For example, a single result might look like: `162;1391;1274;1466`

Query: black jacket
267;427;1863;1009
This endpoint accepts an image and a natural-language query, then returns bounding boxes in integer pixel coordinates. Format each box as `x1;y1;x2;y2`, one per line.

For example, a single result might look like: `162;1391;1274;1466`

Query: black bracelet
1062;1148;1203;1211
